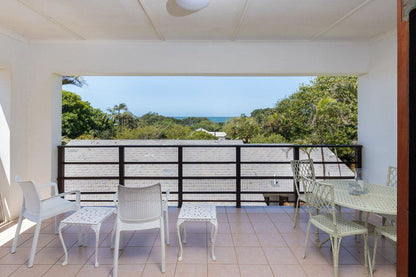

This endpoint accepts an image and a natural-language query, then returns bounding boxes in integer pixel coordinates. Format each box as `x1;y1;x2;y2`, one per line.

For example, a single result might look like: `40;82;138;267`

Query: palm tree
110;103;128;132
62;76;87;87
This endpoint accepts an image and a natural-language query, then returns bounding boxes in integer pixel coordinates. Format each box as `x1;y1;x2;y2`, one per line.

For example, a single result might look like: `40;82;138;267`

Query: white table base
58;207;115;267
176;204;218;261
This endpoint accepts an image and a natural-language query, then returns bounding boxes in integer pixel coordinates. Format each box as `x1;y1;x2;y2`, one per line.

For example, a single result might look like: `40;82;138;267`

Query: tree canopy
62;90;113;140
61;76;358;153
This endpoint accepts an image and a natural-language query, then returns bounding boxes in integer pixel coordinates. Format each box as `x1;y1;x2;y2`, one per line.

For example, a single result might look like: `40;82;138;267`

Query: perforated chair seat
311;213;368;237
375;225;396;242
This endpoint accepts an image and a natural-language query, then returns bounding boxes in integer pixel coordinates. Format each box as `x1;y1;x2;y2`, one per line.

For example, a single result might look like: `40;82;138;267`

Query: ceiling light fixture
175;0;210;11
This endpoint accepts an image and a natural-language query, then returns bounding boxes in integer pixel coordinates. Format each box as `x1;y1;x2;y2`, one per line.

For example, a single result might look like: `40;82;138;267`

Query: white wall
358;33;397;184
0;37;380;219
0;34;29;220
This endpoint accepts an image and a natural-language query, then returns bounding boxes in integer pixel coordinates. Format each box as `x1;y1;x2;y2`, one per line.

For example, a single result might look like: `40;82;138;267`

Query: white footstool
176;203;218;261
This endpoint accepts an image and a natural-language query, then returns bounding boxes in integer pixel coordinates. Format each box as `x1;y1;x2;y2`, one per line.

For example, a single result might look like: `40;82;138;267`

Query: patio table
176;203;218;262
58;207;116;267
322;180;397;216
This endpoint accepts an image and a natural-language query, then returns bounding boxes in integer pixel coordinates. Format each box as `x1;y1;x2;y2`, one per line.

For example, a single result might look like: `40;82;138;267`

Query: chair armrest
37;182;59;195
163;189;170;202
43;190;81;206
113;192;118;207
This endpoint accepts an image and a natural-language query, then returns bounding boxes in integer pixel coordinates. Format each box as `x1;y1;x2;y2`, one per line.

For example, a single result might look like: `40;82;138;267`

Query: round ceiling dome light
175;0;210;11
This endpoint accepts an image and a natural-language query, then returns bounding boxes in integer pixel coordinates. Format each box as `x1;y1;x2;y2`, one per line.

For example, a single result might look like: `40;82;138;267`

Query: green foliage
108;103;139;131
62;76;357;154
62;90;113;139
187;130;216;140
180;117;223;131
115;126;166;139
139;112;179;126
62;76;87;87
251;133;286;144
223;115;260;143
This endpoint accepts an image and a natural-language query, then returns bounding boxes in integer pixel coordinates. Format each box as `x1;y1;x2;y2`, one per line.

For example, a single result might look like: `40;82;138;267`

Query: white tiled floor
0;206;396;276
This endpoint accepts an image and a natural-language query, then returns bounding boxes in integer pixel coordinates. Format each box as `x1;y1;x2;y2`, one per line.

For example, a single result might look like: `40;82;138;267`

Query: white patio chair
371;225;396;274
358;166;397;225
11;176;80;267
380;166;397;225
290;159;316;228
113;184;165;277
301;177;371;277
110;188;170;248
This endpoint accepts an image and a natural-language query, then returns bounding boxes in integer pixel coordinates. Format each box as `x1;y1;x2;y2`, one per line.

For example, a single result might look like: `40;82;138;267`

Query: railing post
57;146;65;193
236;146;241;208
119;146;125;186
178;146;183;208
293;146;300;208
355;145;363;169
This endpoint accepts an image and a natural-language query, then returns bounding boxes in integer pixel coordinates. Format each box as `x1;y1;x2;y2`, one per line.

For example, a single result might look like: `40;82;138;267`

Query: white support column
357;33;397;184
26;72;62;185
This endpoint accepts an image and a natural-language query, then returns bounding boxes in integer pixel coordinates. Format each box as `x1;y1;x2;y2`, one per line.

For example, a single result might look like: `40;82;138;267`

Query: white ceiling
0;0;396;42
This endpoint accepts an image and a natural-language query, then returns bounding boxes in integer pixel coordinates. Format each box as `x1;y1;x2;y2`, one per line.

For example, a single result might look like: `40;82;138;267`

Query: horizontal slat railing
57;144;362;207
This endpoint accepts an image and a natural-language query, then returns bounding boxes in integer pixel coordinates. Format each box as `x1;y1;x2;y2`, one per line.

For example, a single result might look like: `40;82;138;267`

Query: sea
174;116;233;123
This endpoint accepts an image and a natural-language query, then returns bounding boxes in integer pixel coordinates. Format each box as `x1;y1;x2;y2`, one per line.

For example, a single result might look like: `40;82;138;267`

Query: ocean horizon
174;116;233;123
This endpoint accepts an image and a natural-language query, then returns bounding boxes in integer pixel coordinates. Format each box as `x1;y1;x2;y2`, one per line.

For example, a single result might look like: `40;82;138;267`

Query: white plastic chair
290;159;316;228
110;188;170;248
301;177;371;277
11;176;80;267
113;184;166;277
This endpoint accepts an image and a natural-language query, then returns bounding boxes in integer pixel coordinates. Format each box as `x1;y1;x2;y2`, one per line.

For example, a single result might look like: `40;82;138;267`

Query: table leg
91;224;101;267
77;225;83;247
210;220;218;261
177;220;184;261
59;223;69;266
83;226;88;247
184;224;187;243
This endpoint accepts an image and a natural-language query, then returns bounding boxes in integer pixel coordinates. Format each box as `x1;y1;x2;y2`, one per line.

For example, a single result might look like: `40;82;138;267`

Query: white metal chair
380;166;397;225
359;166;397;225
301;177;371;277
113;184;166;277
290;159;316;228
371;225;396;274
11;176;80;267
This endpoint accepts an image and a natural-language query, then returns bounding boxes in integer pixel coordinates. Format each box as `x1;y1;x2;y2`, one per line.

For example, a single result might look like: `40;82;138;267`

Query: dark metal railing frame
57;144;362;208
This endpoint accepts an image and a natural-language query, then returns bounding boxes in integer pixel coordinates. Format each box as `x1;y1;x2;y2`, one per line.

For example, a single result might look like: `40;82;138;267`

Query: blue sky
66;76;313;117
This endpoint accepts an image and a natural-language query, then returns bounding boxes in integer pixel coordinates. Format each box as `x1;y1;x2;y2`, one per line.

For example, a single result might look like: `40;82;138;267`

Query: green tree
108;103;131;132
62;76;87;87
224;115;260;143
187;130;216;140
62;90;113;139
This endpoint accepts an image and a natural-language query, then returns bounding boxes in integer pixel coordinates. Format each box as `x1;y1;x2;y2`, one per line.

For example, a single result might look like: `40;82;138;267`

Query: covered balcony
0;0;410;276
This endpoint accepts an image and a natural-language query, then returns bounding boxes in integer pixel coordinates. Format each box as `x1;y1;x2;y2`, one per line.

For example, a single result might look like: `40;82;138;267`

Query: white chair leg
28;220;42;268
364;233;370;276
160;219;166;273
372;232;379;276
110;219;117;248
293;198;300;228
330;236;342;277
113;225;120;277
11;212;24;254
164;209;170;245
54;215;59;235
303;220;311;258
